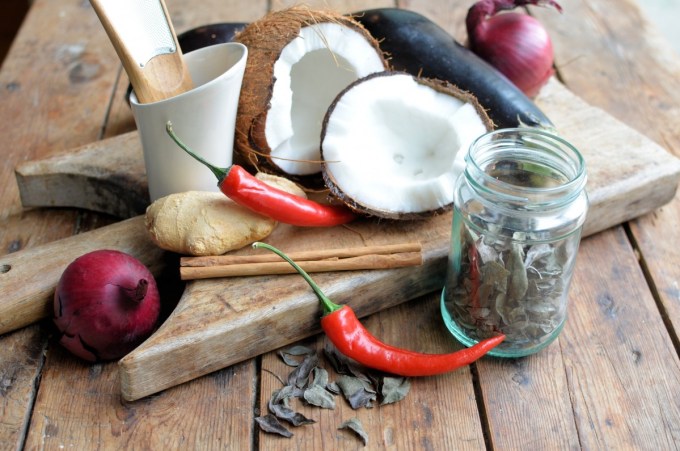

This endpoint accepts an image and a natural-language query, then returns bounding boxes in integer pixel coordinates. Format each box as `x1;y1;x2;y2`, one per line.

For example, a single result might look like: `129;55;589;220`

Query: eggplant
353;8;553;129
135;14;551;129
177;23;247;53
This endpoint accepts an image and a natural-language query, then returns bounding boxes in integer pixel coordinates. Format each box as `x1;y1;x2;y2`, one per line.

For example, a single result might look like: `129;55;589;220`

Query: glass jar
441;128;588;357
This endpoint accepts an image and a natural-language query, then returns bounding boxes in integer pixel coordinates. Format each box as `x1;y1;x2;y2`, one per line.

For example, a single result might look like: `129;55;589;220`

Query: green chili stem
165;121;228;181
252;242;342;314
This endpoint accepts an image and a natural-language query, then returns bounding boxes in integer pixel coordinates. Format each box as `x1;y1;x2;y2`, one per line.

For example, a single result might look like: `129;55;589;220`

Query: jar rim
465;128;587;205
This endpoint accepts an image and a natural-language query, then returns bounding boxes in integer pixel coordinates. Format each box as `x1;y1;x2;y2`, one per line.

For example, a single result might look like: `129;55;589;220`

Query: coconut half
234;7;388;188
321;72;494;220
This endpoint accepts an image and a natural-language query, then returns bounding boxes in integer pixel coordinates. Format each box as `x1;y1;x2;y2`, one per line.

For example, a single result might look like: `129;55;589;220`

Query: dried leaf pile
255;342;412;445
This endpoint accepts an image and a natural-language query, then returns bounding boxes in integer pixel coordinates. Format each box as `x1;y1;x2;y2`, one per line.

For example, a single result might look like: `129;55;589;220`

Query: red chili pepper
322;305;505;376
253;242;505;377
166;122;355;227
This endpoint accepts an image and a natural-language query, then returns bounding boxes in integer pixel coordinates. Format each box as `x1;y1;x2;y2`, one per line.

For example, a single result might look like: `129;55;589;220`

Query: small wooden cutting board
3;78;680;401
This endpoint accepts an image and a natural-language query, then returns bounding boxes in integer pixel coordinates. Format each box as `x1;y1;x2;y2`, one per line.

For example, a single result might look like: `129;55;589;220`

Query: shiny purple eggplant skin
177;23;247;53
353;8;553;129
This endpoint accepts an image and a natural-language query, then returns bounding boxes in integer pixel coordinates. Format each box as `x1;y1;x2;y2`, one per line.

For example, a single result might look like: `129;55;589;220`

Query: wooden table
1;0;679;449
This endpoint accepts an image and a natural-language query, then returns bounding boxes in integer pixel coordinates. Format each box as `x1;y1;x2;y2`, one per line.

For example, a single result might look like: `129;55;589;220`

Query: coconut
321;72;494;220
233;6;388;188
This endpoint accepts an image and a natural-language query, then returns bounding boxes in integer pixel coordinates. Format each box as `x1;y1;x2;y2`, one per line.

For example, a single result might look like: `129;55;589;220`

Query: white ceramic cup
130;42;248;202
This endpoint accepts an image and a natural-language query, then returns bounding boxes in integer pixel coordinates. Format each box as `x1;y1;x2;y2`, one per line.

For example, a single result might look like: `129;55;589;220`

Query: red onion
53;250;161;362
466;0;562;97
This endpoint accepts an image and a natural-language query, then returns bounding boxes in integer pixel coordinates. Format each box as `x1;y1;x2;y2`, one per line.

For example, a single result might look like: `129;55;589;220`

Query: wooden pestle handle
90;0;193;103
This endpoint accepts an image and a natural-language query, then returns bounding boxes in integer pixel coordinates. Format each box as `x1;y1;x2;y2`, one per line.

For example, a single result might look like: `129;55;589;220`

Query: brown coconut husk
321;71;495;221
233;6;388;190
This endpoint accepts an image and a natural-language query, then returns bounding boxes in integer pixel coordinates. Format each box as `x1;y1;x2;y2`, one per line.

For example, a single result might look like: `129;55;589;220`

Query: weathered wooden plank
563;229;680;448
477;342;580;449
23;346;256;450
0;0;126;447
402;2;582;449
538;0;680;355
478;229;680;449
17;0;269;450
257;293;488;449
0;326;47;449
5;0;679;403
477;0;680;448
15;131;149;218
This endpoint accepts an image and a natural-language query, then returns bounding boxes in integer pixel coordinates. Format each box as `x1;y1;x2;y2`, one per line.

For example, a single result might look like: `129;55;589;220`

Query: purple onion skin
466;0;562;98
53;250;161;362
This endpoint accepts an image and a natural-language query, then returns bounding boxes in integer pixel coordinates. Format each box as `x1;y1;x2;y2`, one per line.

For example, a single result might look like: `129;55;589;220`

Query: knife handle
90;0;193;103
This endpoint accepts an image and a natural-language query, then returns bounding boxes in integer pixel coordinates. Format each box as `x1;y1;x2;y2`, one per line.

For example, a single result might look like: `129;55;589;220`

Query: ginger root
145;174;306;256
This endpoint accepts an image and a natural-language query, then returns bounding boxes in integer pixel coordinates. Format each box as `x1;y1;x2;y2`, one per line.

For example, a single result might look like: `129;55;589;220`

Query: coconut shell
233;6;387;189
321;71;495;220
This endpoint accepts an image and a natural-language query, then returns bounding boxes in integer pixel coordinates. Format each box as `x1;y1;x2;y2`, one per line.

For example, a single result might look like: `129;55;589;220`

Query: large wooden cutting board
3;78;680;401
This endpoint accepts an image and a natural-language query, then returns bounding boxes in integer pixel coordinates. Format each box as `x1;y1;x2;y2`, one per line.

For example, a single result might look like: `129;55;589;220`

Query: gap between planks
623;223;680;356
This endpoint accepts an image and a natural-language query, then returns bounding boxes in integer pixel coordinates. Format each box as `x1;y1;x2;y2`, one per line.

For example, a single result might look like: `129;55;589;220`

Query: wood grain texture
24;345;256;450
119;215;450;400
0;326;47;448
477;340;580;449
89;0;194;103
1;0;269;450
15;131;149;218
3;0;680;449
0;217;168;335
0;0;125;446
538;0;680;360
560;229;680;449
257;294;488;449
14;79;680;230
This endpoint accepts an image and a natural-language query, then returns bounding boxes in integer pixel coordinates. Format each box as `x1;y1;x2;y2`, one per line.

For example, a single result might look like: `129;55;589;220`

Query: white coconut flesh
265;22;386;176
322;73;490;216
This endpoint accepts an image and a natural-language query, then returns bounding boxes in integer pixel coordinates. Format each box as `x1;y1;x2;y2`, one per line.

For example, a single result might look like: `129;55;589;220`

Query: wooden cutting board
3;78;680;401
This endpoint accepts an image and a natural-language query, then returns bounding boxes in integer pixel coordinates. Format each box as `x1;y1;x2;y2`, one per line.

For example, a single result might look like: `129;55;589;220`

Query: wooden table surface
2;0;680;449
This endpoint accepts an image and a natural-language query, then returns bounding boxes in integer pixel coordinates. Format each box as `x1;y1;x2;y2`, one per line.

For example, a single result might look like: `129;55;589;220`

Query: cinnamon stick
179;243;423;281
180;242;422;267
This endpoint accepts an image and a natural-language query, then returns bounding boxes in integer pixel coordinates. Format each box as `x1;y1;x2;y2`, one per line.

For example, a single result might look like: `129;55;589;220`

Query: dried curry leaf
268;402;315;426
287;353;319;389
271;385;300;407
324;341;372;383
380;376;411;405
255;414;293;438
326;381;341;395
338;417;369;446
303;384;336;409
507;242;528;300
269;387;315;426
324;341;352;374
278;345;315;367
310;367;329;388
336;375;376;410
302;367;336;409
